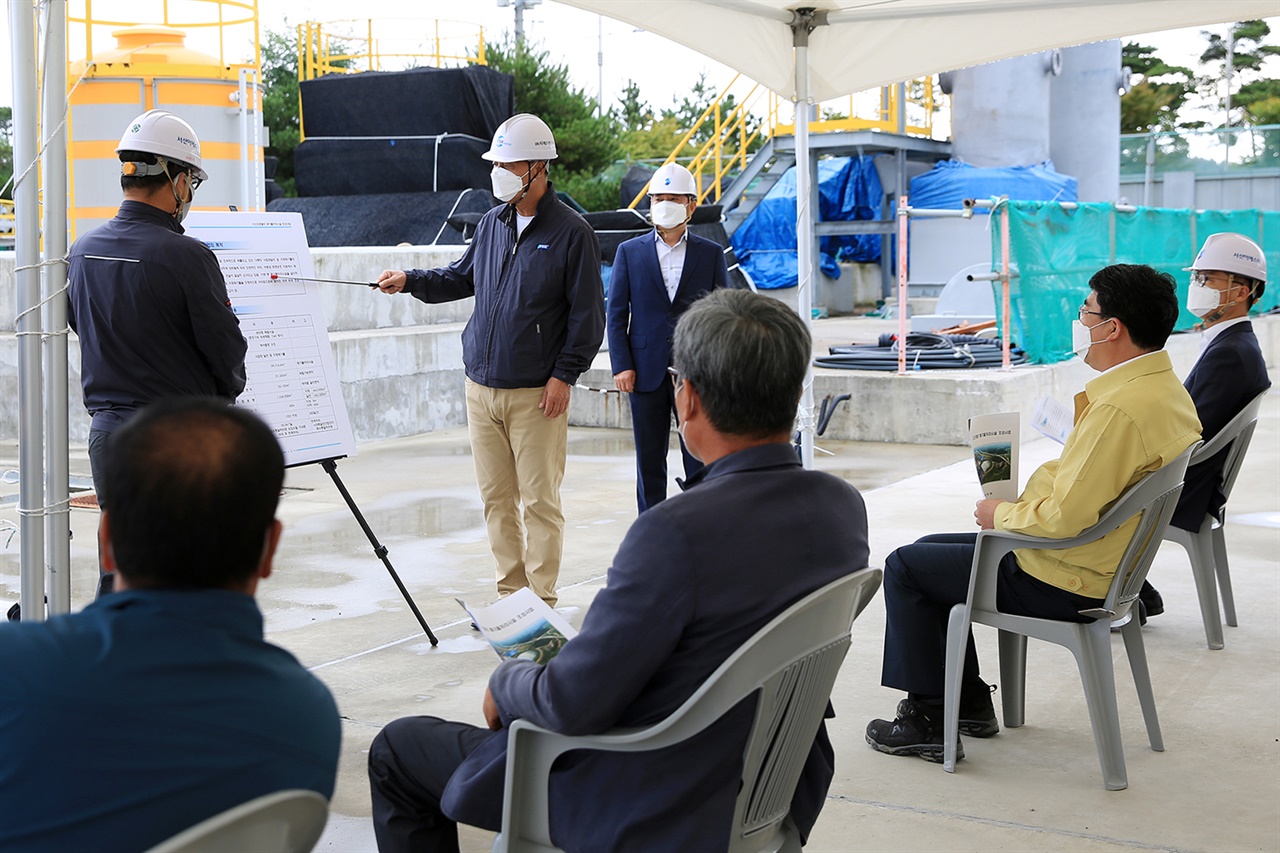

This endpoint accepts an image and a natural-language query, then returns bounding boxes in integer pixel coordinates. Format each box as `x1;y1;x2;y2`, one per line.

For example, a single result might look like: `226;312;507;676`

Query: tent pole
12;0;47;621
42;0;72;615
791;9;824;470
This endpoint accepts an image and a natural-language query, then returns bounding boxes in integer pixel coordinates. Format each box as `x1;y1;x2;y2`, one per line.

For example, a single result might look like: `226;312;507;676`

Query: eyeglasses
1077;305;1109;322
667;366;682;389
186;172;203;192
1190;271;1234;289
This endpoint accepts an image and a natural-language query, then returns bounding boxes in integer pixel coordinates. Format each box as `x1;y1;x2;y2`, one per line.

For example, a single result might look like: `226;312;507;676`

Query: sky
2;1;1278;134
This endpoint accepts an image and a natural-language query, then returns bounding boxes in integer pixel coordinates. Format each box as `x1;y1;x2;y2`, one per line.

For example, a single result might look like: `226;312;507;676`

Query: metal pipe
964;197;1137;214
897;195;908;376
793;31;815;469
239;68;250;211
1143;135;1155;206
12;0;46;621
1000;201;1012;371
42;0;71;615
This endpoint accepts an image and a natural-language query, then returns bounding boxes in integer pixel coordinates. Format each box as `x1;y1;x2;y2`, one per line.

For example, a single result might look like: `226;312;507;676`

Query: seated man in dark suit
1140;232;1271;618
369;289;870;852
608;162;729;512
866;264;1200;762
0;399;341;851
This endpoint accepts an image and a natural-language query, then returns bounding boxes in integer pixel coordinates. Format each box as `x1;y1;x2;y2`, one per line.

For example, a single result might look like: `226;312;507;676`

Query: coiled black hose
816;332;1028;371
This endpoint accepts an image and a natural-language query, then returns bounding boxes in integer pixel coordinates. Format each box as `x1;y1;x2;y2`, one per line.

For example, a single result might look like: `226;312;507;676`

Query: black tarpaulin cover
267;189;497;247
300;65;514;140
293;135;491;197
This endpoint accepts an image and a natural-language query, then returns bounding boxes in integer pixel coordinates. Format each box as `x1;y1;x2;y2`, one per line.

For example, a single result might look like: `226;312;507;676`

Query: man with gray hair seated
368;289;870;852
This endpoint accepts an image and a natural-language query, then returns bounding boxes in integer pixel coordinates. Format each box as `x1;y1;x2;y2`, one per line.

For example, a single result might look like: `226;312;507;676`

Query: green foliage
0;108;13;197
1121;43;1195;133
0;106;13;197
260;28;300;196
259;25;350;196
1197;20;1280;127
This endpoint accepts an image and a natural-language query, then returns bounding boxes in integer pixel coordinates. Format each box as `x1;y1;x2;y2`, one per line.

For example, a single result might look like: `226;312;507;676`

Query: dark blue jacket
1173;320;1271;531
0;590;341;852
607;231;729;392
405;186;604;388
441;442;870;852
67;201;247;433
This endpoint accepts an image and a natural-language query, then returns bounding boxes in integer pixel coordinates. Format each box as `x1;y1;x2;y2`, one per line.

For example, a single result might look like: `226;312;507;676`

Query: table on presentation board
184;211;357;467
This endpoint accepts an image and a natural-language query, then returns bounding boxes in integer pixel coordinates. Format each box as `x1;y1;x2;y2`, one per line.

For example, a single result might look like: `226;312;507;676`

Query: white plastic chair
941;446;1197;790
1162;389;1267;649
491;568;883;853
144;789;329;853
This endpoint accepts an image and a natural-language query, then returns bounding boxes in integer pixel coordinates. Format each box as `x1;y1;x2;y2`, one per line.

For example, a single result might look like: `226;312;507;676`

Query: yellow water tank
68;25;264;238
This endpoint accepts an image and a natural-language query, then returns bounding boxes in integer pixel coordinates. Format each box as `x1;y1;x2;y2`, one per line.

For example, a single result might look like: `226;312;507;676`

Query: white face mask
651;200;689;230
1185;282;1224;318
1071;317;1113;357
490;165;530;203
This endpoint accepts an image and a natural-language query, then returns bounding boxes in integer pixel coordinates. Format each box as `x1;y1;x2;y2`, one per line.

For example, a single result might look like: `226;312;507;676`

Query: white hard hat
116;109;207;181
648;163;697;196
1186;232;1266;283
482;114;557;162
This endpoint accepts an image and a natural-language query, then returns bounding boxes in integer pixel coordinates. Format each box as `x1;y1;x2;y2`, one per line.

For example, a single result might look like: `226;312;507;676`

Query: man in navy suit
1142;232;1271;618
608;162;729;512
368;290;870;852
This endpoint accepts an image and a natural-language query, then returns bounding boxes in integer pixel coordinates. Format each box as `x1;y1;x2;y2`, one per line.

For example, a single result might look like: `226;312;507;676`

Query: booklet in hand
968;412;1019;502
457;587;578;664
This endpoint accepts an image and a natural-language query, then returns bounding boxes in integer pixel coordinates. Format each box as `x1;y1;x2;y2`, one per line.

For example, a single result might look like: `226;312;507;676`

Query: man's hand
539;377;571;419
613;370;636;393
483;687;503;731
376;269;407;293
975;498;1006;530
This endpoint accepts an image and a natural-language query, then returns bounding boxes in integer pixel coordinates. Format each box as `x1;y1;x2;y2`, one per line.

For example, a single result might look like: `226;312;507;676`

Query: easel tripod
313;457;438;646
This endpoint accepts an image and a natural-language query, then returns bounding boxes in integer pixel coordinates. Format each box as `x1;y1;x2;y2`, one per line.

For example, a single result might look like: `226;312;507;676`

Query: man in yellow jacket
866;263;1201;763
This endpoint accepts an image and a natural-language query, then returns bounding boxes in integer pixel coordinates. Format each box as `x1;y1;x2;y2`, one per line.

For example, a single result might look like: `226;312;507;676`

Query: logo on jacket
537;244;550;250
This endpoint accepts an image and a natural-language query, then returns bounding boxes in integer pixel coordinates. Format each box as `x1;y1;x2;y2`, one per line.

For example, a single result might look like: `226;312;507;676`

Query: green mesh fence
988;201;1280;364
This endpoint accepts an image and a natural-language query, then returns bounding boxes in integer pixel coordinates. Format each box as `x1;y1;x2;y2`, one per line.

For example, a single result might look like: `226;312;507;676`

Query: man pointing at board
64;110;247;602
376;114;604;607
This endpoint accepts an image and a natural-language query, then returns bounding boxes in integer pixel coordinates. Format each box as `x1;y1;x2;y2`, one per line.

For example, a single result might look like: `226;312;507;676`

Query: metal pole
792;15;815;469
239;68;250;211
1143;134;1155;206
12;0;47;621
596;15;603;117
897;196;908;375
42;0;71;615
1000;200;1012;371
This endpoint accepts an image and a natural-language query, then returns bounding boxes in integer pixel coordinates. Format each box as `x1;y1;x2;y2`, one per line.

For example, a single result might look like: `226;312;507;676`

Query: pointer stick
270;273;377;288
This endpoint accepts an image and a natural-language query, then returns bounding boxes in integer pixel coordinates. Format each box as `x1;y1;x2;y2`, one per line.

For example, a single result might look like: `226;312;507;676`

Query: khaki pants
465;379;567;606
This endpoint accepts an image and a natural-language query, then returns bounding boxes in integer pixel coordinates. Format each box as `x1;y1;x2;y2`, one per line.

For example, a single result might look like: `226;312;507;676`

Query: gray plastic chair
491;568;883;853
1162;389;1267;649
941;445;1197;791
144;789;329;853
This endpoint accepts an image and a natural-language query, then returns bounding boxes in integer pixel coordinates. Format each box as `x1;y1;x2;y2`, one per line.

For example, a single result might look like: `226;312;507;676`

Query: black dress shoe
1139;581;1164;617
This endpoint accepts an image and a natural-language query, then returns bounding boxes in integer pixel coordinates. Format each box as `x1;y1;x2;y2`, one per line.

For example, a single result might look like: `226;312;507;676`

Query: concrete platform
1;376;1277;851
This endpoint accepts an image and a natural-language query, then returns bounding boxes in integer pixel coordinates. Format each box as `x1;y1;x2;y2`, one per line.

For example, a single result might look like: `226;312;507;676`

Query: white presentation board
184;211;357;467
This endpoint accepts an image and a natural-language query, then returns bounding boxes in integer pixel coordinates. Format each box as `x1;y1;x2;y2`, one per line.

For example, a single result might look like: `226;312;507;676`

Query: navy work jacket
404;184;604;389
67;200;247;433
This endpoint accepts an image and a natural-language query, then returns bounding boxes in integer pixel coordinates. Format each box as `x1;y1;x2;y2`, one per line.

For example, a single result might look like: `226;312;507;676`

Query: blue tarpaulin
909;160;1077;212
730;156;884;290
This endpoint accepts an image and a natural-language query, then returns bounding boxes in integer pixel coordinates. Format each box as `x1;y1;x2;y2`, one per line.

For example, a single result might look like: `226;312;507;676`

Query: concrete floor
1;382;1277;852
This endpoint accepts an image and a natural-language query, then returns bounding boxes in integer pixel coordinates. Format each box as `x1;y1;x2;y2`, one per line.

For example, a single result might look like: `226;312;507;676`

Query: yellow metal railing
630;76;939;209
68;0;260;80
1;198;15;242
297;18;487;81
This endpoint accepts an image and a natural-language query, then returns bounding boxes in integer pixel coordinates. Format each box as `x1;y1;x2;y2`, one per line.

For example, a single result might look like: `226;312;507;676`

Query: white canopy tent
558;0;1277;466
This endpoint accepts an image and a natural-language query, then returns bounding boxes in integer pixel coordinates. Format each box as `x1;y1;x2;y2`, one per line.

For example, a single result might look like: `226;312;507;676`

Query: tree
1120;42;1195;134
1197;19;1280;127
0;107;13;198
259;24;351;196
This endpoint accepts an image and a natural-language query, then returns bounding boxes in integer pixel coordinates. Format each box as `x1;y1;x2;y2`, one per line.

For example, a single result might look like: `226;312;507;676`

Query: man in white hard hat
1139;232;1271;619
375;114;604;606
64;109;247;602
607;162;728;512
